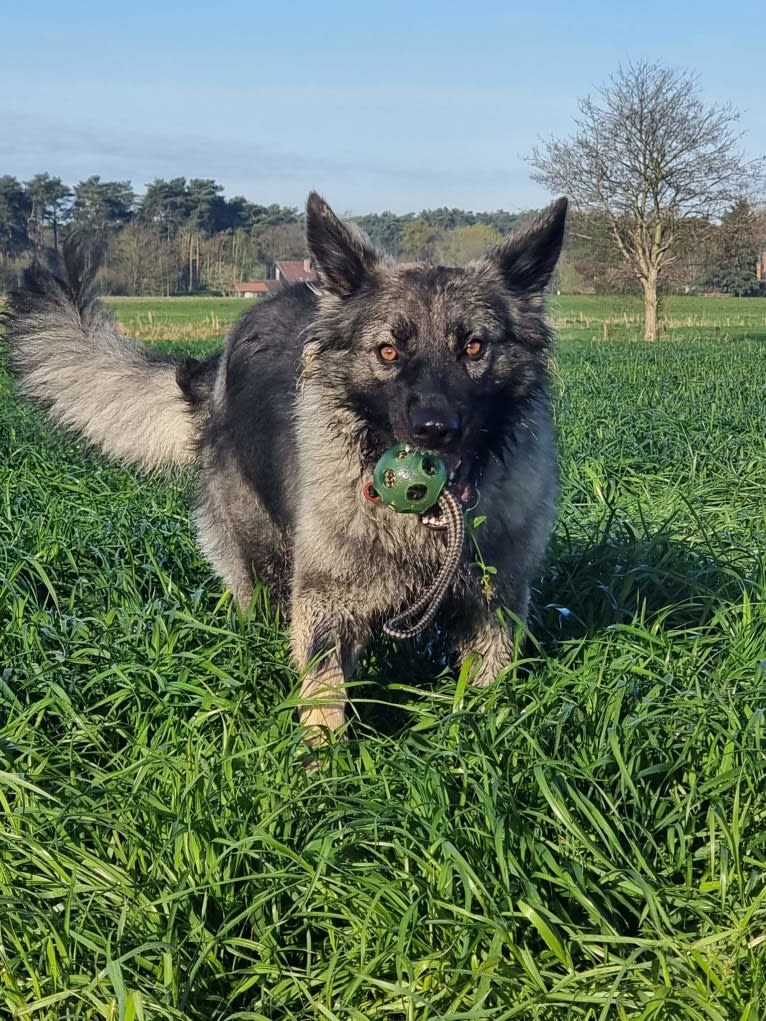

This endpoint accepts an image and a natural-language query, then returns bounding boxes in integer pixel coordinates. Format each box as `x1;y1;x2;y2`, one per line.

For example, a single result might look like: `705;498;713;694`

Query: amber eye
377;344;400;363
464;338;484;359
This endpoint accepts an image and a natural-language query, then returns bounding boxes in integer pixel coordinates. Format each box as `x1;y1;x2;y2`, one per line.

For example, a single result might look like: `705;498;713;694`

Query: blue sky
1;0;763;214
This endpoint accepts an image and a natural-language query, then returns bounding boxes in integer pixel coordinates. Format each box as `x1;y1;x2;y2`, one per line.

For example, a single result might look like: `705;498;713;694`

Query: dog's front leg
457;584;529;688
291;591;351;741
458;613;514;687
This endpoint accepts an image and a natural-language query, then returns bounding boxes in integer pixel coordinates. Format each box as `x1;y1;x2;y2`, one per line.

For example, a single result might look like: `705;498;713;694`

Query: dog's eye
464;338;484;359
377;344;400;363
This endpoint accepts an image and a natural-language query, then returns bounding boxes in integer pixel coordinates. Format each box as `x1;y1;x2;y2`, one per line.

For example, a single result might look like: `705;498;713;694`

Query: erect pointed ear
485;197;568;293
305;192;380;297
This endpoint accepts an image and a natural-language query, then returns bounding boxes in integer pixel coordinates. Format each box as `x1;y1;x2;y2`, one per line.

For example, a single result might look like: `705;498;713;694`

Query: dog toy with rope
363;444;466;639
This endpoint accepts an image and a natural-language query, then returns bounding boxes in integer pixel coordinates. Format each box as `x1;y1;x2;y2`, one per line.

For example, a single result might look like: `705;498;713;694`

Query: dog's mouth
361;438;479;526
419;455;476;529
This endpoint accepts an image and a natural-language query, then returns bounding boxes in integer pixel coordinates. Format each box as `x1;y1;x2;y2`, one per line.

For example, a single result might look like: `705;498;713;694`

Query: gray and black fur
7;193;568;737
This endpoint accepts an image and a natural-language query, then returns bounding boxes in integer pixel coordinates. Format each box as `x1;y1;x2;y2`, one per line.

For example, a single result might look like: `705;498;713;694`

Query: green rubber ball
372;444;447;513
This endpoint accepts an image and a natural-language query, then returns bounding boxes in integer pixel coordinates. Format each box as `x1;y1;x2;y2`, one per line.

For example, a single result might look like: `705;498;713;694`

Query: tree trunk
29;206;43;257
642;272;659;342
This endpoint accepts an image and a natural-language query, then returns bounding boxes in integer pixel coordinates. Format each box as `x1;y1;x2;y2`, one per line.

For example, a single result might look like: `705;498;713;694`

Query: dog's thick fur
7;193;567;736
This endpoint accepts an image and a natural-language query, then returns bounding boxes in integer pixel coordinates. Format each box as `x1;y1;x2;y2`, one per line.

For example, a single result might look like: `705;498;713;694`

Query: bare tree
434;224;502;266
400;218;439;261
112;221;161;295
530;61;762;340
253;221;306;265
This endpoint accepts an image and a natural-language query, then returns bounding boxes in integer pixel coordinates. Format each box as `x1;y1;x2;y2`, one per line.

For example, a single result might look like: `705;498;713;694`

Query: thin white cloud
0;107;551;212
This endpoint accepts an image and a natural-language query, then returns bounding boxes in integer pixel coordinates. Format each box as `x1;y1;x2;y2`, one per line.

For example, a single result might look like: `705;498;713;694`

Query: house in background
274;258;317;286
233;258;317;299
231;280;283;298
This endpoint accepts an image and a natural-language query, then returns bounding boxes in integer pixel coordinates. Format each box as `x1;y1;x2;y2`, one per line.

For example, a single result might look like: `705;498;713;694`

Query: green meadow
102;293;766;344
1;296;766;1019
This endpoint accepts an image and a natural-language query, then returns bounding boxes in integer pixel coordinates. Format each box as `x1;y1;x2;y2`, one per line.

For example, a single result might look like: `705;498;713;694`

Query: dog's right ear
306;192;379;298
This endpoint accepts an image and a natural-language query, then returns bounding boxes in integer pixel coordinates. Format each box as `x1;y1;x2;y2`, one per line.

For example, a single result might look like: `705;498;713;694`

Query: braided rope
383;489;465;640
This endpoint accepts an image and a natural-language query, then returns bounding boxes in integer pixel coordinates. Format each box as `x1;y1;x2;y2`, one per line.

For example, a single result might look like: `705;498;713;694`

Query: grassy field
550;294;766;344
103;293;766;344
106;297;252;343
2;296;766;1019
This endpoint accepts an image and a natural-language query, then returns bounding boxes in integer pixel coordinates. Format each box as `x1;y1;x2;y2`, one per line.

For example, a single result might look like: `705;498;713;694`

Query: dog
6;192;567;739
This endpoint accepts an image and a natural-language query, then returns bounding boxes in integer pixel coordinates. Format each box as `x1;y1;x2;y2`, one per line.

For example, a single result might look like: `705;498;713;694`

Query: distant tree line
0;171;764;297
0;174;306;296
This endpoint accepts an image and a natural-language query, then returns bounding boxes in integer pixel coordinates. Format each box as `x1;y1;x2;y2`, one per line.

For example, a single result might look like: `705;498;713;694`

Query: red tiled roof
233;280;282;294
234;282;269;293
275;259;317;284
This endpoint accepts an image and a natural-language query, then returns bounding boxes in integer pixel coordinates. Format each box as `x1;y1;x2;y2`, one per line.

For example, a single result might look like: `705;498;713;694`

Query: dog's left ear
306;192;380;298
483;197;568;293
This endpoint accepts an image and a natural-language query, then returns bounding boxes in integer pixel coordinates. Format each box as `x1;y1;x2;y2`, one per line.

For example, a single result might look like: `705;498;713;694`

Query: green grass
2;298;766;1019
102;293;766;345
105;298;253;343
549;294;766;344
106;296;253;325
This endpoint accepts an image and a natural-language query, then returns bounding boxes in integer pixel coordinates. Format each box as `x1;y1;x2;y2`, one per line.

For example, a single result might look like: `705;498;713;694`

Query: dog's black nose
409;406;461;448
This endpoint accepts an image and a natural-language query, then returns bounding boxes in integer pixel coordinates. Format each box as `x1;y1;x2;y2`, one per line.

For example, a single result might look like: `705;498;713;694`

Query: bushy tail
5;241;216;470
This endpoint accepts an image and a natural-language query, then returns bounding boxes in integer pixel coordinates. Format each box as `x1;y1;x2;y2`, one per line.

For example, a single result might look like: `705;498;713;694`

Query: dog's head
302;192;567;496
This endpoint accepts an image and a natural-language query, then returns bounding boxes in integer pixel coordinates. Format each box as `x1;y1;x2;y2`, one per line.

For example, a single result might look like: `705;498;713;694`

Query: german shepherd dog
7;193;567;739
